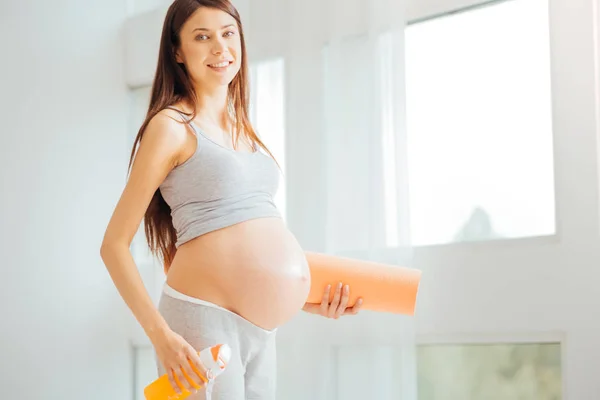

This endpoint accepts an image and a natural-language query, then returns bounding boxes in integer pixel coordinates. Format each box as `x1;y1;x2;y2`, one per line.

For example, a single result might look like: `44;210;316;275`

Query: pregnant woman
100;1;362;399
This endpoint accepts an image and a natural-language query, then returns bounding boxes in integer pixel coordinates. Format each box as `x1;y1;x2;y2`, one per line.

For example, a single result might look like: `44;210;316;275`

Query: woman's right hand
152;328;207;395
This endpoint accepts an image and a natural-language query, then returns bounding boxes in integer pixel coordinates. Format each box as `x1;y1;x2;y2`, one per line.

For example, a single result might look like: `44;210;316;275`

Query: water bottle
144;343;231;400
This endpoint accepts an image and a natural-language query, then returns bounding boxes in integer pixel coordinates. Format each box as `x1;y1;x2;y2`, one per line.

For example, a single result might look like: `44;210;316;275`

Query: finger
186;349;208;385
335;285;350;318
321;284;332;304
344;297;363;315
303;303;320;314
174;365;194;393
328;282;343;318
320;285;331;314
181;359;203;390
168;369;183;394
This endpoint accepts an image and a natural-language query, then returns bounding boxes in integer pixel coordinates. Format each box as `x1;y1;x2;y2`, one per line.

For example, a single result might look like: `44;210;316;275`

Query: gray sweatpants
156;283;277;399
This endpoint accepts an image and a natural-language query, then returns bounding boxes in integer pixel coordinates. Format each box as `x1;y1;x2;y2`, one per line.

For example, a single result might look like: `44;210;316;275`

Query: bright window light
250;58;287;221
403;0;555;246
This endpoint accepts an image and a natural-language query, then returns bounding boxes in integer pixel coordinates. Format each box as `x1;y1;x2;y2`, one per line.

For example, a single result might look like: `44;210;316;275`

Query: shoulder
146;107;191;139
143;106;194;149
134;107;194;170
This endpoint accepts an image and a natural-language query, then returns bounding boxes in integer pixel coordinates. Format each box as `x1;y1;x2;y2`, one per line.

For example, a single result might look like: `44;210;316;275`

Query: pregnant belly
166;218;312;330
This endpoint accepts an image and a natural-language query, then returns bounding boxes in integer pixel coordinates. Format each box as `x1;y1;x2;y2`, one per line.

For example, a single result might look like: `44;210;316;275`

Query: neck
192;84;230;128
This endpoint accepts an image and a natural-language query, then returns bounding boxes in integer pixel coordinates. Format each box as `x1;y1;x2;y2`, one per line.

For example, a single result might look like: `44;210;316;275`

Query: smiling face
175;7;242;89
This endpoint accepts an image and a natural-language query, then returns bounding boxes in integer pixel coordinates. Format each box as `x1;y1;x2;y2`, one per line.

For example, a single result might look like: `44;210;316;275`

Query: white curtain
323;24;411;255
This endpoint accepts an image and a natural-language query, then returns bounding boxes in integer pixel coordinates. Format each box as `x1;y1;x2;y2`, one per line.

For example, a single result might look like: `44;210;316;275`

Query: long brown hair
127;0;277;272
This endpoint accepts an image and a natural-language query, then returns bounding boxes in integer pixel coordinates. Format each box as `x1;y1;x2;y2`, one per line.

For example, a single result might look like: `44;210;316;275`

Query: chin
216;78;235;87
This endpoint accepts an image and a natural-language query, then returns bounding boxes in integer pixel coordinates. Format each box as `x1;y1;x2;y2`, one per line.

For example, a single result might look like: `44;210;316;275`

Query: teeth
209;61;230;68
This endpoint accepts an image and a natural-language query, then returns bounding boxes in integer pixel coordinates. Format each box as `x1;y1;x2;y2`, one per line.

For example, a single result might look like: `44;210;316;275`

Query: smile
208;61;233;69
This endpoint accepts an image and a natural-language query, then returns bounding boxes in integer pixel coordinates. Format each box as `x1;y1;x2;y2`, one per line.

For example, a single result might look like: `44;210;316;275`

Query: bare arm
100;109;188;343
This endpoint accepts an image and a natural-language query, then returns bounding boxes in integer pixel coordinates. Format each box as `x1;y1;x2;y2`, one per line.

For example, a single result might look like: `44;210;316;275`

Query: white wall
595;0;600;238
0;2;134;399
131;0;167;15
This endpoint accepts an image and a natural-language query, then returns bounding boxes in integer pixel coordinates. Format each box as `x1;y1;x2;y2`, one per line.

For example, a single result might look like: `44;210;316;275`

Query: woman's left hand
302;282;363;319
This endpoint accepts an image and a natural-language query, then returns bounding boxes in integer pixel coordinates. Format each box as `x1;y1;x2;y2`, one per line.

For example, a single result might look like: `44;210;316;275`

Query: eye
224;31;236;38
195;34;209;41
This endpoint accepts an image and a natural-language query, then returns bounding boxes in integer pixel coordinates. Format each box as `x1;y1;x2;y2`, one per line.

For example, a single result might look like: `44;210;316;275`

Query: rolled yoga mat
305;252;422;316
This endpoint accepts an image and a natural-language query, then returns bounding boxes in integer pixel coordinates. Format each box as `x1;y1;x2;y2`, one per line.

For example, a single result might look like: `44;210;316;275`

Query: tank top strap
165;106;199;136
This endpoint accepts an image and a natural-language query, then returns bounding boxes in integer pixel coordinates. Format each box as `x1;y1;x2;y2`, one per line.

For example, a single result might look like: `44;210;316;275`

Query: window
417;342;562;399
402;0;555;246
250;57;287;221
334;342;562;399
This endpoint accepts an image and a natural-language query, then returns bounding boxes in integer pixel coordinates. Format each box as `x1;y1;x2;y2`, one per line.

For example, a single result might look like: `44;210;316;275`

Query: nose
212;37;227;55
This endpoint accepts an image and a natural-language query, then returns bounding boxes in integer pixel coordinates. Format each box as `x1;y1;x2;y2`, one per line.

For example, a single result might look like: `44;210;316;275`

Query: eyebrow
193;24;235;32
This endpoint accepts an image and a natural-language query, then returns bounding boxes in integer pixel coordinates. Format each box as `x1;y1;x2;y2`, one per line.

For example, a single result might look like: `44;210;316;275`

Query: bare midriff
165;217;311;330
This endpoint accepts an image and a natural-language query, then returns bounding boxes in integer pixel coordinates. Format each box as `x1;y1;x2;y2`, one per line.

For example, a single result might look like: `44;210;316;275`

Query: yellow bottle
144;344;231;400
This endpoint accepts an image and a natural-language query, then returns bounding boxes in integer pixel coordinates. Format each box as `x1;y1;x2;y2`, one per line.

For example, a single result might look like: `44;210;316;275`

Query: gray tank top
159;109;282;248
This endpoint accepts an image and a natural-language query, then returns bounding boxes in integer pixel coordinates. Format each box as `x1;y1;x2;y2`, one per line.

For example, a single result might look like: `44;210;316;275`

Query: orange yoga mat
305;252;422;316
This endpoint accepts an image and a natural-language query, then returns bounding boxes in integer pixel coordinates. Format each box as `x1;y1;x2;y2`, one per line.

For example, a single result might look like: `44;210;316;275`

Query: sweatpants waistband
161;282;276;334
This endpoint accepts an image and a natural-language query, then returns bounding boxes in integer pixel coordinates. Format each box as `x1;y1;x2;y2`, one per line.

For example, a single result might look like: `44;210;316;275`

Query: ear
175;48;184;64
